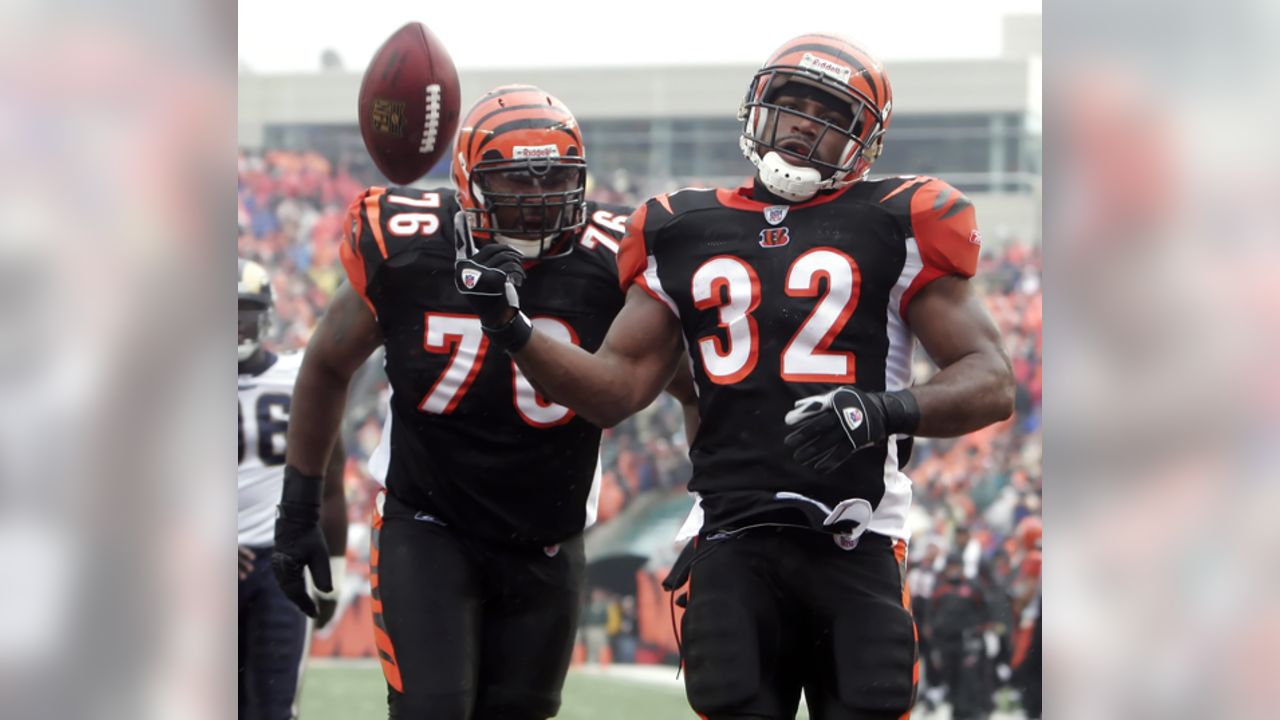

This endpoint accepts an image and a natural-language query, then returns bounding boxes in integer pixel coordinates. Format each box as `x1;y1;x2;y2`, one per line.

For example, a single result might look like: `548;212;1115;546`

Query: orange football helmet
739;34;893;200
451;85;587;258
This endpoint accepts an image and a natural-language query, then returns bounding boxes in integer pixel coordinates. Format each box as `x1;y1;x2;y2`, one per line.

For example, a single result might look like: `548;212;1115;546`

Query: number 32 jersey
238;351;302;546
618;176;981;540
340;186;631;547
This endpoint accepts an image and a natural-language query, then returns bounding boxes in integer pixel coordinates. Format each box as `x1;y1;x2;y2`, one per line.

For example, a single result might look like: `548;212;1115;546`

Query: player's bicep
598;285;686;408
306;283;384;380
906;275;1007;371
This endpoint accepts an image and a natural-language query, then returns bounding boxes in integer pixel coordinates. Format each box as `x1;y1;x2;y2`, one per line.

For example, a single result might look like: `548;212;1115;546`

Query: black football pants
679;528;918;720
371;491;584;720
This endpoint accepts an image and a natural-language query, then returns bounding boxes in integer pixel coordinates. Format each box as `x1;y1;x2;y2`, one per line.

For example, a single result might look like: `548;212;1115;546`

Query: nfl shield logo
842;406;864;430
461;268;481;289
763;205;788;225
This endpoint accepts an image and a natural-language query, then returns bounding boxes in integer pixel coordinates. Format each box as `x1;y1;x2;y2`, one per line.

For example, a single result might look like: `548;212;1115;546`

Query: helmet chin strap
756;151;823;202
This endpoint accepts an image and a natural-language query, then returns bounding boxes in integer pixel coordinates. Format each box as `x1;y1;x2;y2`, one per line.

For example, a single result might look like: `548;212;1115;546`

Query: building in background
240;15;1041;247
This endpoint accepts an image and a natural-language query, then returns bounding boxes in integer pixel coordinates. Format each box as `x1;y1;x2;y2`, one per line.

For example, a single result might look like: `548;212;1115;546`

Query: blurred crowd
240;149;1042;715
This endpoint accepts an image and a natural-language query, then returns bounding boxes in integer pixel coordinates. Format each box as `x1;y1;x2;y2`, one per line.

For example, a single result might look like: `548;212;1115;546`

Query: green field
299;662;1026;719
299;662;740;720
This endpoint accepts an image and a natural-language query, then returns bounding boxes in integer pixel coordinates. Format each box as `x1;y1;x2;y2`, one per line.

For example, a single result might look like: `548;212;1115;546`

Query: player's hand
238;546;256;581
784;386;918;473
309;557;347;630
271;467;333;618
316;597;337;629
455;242;527;329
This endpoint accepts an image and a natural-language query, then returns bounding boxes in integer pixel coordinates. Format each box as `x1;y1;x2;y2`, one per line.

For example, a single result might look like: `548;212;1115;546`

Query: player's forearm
910;350;1015;437
319;442;349;555
512;332;653;428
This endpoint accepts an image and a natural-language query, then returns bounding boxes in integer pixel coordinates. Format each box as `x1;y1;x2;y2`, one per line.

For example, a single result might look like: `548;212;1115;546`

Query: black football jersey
340;186;632;546
618;176;981;540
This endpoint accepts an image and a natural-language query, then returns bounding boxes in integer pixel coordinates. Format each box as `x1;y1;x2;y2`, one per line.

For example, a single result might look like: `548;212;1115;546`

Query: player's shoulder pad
339;186;457;304
359;185;458;259
876;175;981;279
616;193;680;292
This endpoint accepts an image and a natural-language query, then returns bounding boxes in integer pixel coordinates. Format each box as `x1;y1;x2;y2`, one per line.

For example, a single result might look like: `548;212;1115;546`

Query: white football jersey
238;352;303;546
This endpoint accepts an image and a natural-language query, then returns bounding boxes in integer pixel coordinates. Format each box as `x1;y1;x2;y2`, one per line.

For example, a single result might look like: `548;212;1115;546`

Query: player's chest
380;252;623;371
658;207;906;318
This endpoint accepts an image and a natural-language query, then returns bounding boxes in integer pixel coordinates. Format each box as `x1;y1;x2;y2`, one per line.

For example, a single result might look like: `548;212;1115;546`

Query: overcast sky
239;0;1041;73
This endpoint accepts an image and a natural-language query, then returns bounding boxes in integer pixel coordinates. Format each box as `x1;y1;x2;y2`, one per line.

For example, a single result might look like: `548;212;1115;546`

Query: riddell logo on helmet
513;144;560;160
799;53;852;83
461;268;481;288
969;229;983;245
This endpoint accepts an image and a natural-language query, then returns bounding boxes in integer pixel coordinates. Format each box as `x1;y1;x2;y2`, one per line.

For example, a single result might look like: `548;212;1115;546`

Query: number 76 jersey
339;186;631;547
617;176;981;540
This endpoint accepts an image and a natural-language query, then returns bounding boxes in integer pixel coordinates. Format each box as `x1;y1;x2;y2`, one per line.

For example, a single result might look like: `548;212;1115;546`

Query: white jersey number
691;256;760;384
512;318;577;427
781;248;860;382
419;313;490;414
419;313;580;427
386;192;442;237
691;249;862;384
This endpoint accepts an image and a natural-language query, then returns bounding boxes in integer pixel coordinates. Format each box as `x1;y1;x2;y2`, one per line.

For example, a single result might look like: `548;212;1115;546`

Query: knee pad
680;592;762;714
830;601;917;715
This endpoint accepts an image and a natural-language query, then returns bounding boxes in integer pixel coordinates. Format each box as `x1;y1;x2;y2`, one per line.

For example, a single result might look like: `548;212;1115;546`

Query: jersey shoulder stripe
868;175;981;318
339;186;460;313
873;175;980;279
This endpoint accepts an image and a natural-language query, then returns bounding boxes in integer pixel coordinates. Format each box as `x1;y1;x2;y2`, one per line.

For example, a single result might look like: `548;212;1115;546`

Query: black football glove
454;242;527;328
271;466;332;618
784;386;920;473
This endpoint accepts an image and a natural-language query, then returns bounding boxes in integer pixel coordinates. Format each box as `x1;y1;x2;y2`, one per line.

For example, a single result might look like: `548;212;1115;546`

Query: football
358;22;461;185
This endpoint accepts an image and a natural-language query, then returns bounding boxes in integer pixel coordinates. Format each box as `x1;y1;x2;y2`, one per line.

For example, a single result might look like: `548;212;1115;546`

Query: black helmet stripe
467;103;577;158
476;117;581;153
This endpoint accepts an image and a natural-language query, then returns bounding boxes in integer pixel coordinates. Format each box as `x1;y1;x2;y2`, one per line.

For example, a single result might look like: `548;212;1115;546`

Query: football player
238;258;348;720
271;86;697;720
456;36;1015;719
